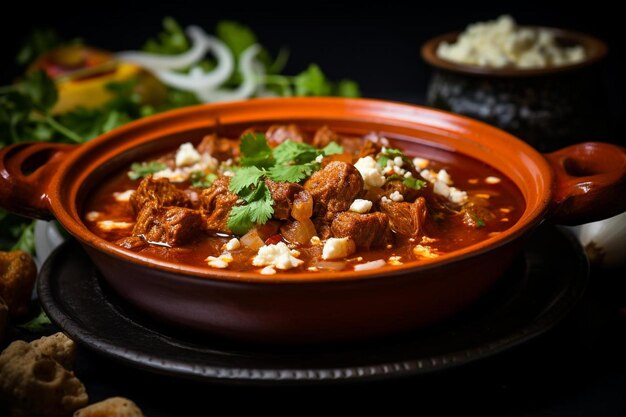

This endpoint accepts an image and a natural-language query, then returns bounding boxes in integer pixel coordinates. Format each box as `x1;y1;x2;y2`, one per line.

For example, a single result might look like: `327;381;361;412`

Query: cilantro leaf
272;140;318;165
16;307;52;332
227;183;274;235
377;155;390;168
403;177;427;190
18;70;58;113
216;20;258;59
322;141;343;156
228;166;266;194
128;161;167;180
190;171;217;188
143;17;190;55
267;163;317;183
240;133;274;168
335;79;361;98
294;64;332;96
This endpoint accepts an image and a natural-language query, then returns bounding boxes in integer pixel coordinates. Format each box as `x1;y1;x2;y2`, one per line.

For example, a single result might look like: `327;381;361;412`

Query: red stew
83;124;524;275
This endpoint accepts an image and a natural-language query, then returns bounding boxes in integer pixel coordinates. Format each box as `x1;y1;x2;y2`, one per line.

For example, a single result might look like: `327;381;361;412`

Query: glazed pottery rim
421;26;608;77
47;97;552;284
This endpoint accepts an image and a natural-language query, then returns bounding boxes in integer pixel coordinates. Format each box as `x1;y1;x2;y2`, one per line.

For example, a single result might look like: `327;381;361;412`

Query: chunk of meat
199;176;239;233
312;125;340;148
266;124;306;146
380;197;428;238
0;250;37;317
265;179;311;220
116;236;147;251
304;161;364;217
461;204;497;228
330;212;393;250
129;176;191;214
383;179;421;202
356;140;382;160
197;134;239;160
312;217;333;240
133;203;203;246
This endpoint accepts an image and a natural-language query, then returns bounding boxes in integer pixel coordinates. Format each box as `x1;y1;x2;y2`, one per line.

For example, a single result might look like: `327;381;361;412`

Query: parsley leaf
240;133;274;168
229;166;266;194
267;163;317;183
190;171;217;188
128;161;167;180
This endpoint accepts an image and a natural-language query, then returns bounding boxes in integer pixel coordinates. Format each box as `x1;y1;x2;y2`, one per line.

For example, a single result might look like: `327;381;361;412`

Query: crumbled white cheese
354;259;386;271
437;169;452;185
310;236;322;246
322;237;356;260
206;253;234;268
260;266;276;275
393;156;404;167
413;157;430;170
392;165;406;175
315;154;324;163
436;15;586;69
349;199;373;213
175;143;201;167
404;171;413;178
97;220;134;231
85;211;100;221
485;176;501;184
449;188;469;205
389;191;404;202
420;169;437;183
354;156;386;190
413;245;439;259
224;238;241;251
113;189;135;202
381;196;391;204
152;168;188;182
253;242;304;270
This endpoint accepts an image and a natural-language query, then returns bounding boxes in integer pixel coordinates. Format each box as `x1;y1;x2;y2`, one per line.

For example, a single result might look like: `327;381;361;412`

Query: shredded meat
357;140;382;160
133;203;203;246
380;197;428;238
129;176;191;214
199;176;239;233
304;161;364;218
197;134;239;160
330;212;393;250
265;179;310;220
266;124;306;146
312;125;340;148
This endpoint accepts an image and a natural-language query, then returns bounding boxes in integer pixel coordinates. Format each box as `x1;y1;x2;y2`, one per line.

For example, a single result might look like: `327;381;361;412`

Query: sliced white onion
354;259;386;271
115;26;210;71
152;34;234;92
196;44;263;102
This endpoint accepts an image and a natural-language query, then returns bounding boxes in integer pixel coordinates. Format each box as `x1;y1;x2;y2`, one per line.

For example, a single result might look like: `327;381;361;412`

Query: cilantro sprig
128;161;167;180
227;133;343;234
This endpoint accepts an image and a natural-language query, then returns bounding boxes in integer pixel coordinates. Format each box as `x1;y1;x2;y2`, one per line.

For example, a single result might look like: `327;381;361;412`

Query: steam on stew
84;125;524;275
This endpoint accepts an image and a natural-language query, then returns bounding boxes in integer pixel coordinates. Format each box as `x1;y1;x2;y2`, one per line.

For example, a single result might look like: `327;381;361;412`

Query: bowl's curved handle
0;142;76;220
545;142;626;225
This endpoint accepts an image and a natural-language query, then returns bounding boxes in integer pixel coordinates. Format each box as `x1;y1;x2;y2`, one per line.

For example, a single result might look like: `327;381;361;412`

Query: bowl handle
545;142;626;225
0;142;76;220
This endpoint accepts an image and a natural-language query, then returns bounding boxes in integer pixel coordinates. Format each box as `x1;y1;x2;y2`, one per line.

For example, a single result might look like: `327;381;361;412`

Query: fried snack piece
74;397;146;417
0;251;37;317
0;296;7;342
31;332;76;371
0;340;88;417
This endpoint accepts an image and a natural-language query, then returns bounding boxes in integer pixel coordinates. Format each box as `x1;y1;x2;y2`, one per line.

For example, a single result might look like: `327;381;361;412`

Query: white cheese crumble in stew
82;124;524;275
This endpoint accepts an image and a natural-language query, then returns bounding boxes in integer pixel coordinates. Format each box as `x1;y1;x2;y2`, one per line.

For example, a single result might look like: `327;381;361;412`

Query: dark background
2;1;624;132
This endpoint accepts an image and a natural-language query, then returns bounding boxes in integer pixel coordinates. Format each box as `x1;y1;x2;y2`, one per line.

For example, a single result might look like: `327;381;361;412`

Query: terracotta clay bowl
421;28;610;151
1;98;625;344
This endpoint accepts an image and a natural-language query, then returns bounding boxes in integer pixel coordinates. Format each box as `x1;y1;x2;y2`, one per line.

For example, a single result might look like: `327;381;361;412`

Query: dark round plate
38;225;588;385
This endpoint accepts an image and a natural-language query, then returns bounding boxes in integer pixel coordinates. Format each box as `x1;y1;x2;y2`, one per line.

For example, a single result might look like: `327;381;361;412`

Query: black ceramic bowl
421;27;609;152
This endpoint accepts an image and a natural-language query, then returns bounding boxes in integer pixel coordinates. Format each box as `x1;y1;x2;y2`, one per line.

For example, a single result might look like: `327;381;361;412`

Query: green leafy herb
272;140;319;165
475;218;486;228
227;181;274;235
190;171;217;188
216;20;258;59
143;17;190;55
128;161;167;180
239;133;275;168
229;166;266;194
294;64;332;96
336;79;361;98
321;141;344;156
402;176;427;190
16;307;52;332
267;163;317;182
